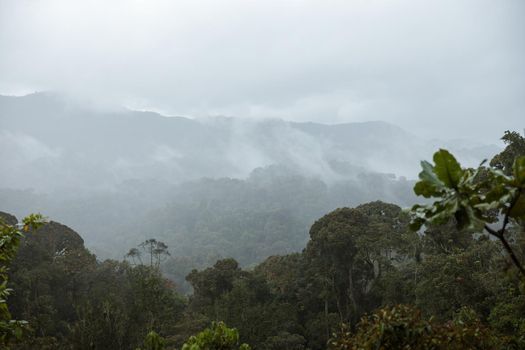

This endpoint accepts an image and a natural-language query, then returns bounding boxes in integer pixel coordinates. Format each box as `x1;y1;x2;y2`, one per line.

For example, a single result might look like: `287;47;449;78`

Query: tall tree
305;201;410;325
0;213;45;346
410;149;525;277
490;130;525;175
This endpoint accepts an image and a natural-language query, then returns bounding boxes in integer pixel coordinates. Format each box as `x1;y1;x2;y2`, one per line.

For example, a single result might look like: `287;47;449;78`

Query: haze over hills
1;0;524;347
0;92;499;192
0;92;502;284
0;92;502;264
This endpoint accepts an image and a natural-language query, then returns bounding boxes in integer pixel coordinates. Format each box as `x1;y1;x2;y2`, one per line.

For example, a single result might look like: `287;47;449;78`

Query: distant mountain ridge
0;92;499;192
0;93;502;264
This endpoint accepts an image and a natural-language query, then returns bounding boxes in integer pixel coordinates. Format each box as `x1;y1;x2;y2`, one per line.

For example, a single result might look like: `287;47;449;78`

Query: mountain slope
0;93;499;191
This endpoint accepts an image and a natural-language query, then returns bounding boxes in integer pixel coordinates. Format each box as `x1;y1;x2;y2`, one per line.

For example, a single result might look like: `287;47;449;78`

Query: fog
1;0;524;141
0;1;522;263
0;92;501;193
2;2;525;344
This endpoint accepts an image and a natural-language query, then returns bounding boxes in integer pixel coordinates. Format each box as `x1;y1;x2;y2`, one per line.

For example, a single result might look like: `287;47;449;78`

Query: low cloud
0;0;523;141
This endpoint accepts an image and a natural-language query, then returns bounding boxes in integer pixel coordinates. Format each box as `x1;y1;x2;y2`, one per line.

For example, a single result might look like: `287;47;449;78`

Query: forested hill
4;193;525;349
2;131;524;349
0;92;500;290
0;166;418;292
0;92;498;191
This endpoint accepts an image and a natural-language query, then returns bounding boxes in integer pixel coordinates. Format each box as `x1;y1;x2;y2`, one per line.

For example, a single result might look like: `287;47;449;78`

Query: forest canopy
0;130;524;349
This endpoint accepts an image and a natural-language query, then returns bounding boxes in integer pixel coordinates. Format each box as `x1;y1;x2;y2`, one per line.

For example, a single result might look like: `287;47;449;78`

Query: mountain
0;92;499;192
0;92;502;269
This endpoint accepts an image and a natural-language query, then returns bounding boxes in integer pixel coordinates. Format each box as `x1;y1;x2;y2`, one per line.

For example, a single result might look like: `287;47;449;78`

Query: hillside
0;93;500;278
0;93;498;191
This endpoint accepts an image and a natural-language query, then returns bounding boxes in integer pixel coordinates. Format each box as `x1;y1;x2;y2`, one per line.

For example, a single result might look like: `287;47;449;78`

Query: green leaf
14;324;23;339
414;161;445;198
509;193;525;219
513;156;525;186
433;149;463;188
409;217;425;231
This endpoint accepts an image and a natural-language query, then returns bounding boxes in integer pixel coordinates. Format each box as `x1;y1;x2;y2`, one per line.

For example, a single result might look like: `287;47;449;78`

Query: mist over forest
1;0;525;349
0;92;498;265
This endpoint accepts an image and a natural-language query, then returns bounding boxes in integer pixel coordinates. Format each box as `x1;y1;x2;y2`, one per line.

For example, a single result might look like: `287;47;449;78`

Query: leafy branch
0;213;46;344
410;150;525;278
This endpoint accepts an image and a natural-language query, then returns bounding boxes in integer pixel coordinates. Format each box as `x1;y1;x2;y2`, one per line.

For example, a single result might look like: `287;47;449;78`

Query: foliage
67;263;186;349
181;321;251;350
5;131;525;350
127;239;171;268
413;238;496;321
410;148;525;276
263;332;306;350
305;201;411;324
328;305;500;350
490;130;525;174
6;222;185;349
0;213;45;345
137;331;165;350
186;258;301;347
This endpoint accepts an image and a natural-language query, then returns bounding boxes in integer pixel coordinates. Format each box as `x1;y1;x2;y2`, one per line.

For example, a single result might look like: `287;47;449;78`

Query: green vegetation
328;305;499;350
0;213;45;346
0;165;417;294
410;148;525;276
138;331;166;350
181;322;250;350
1;130;524;349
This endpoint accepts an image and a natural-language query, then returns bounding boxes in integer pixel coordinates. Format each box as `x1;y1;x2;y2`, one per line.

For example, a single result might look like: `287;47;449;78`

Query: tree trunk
347;265;358;323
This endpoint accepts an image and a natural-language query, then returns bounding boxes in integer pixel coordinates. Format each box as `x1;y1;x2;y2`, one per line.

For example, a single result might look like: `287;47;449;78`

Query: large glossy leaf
513;156;525;186
411;148;525;236
433;149;463;188
414;161;445;198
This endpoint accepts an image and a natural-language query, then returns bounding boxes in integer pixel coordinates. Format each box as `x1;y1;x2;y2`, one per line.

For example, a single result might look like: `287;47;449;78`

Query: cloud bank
0;0;523;140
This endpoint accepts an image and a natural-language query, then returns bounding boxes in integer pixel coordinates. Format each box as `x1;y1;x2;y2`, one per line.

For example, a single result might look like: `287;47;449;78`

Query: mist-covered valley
1;92;505;299
2;0;524;348
0;93;498;267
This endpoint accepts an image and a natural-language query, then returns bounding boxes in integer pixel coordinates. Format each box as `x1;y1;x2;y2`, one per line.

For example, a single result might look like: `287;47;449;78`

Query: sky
0;0;523;141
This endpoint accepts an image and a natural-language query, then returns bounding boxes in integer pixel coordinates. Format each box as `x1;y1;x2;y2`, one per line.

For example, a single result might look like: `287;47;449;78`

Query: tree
126;248;143;265
490;130;525;175
305;202;410;324
413;238;496;320
181;321;251;350
139;331;166;350
186;258;243;317
263;332;306;350
9;219;97;347
410;149;525;277
68;260;186;350
328;305;500;350
0;213;45;345
126;239;170;268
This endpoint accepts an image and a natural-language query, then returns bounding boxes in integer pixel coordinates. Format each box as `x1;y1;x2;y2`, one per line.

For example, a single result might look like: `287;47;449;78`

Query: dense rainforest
0;165;418;294
1;130;524;349
0;92;494;268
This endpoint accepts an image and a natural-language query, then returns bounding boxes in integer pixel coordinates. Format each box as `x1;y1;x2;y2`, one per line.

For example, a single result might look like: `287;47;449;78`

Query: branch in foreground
484;224;525;278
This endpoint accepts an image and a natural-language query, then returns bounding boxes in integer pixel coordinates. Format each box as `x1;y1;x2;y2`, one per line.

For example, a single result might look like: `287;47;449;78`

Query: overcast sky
0;0;523;141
